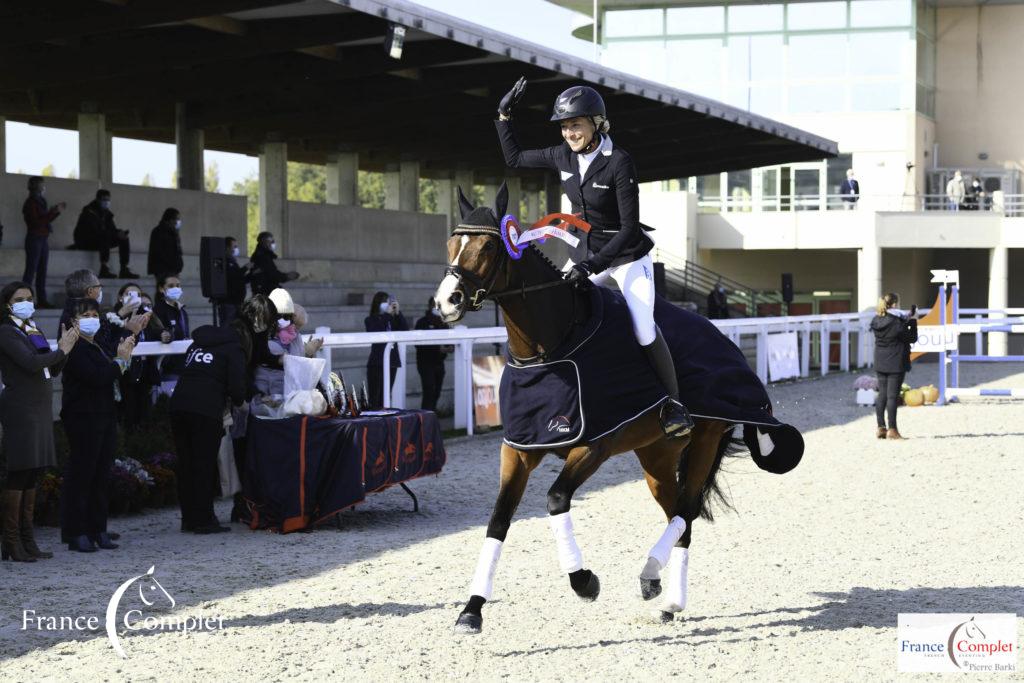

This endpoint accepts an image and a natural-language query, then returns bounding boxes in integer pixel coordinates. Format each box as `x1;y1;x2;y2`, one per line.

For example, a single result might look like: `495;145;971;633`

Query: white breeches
567;254;657;346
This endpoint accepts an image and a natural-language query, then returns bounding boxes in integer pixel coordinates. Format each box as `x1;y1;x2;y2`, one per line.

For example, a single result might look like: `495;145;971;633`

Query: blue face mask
78;317;101;337
100;200;111;210
165;287;183;301
11;301;35;320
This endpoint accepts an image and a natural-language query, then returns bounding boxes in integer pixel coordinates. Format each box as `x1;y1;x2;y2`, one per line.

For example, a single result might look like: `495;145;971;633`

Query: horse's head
435;181;509;323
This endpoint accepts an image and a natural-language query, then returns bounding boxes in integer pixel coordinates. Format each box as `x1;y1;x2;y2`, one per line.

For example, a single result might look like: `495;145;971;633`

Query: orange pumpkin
904;389;924;407
922;385;939;404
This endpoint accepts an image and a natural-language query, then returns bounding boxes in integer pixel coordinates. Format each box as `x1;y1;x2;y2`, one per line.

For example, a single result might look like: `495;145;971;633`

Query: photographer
364;291;408;408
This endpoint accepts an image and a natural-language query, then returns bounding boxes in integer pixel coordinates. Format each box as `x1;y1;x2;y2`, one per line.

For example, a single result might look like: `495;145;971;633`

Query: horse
435;183;736;634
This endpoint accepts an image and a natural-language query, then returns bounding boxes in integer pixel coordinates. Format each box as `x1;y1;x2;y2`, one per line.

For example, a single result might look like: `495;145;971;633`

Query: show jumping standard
435;184;804;634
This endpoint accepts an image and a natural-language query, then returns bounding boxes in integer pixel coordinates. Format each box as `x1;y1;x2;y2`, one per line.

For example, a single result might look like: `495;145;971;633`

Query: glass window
917;34;936;85
761;168;779;210
788;34;848;79
787;2;847;30
605;9;664;38
793;168;821;210
789;83;846;112
826;154;853;208
851;81;902;110
728;169;753;211
604;40;667;82
666;6;725;35
728;34;784;82
849;31;908;77
850;0;911;28
728;4;783;32
666;39;723;94
916;83;935;117
696;174;722;200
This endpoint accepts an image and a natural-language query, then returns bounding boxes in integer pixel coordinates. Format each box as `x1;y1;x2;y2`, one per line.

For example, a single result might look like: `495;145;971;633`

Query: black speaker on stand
200;236;228;327
781;272;794;316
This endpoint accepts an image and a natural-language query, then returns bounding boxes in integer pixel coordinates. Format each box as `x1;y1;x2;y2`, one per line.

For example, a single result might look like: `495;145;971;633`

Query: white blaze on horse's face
436;235;470;323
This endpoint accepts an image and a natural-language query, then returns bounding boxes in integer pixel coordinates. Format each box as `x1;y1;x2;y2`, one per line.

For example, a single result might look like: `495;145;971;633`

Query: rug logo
898;613;1016;673
547;415;572;433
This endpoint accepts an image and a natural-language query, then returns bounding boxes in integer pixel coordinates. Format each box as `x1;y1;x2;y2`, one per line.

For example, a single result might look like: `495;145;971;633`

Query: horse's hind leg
635;435;690;601
454;444;543;635
546;444;612;601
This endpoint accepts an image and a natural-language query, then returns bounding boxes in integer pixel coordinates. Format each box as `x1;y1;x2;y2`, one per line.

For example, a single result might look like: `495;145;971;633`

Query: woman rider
495;77;692;437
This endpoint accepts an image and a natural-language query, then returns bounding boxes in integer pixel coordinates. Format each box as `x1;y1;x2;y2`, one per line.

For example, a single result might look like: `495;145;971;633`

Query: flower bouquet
853;374;878;406
109;457;155;514
143;462;177;507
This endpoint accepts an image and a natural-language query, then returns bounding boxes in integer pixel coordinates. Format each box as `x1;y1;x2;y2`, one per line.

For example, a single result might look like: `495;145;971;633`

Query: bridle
446;224;571;312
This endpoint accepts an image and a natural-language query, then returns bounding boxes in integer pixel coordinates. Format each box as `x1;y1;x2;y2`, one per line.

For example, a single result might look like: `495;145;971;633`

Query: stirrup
660;400;693;438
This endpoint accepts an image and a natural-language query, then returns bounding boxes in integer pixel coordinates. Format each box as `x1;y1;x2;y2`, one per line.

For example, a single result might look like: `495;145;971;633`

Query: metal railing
654;249;784;317
697;192;1024;215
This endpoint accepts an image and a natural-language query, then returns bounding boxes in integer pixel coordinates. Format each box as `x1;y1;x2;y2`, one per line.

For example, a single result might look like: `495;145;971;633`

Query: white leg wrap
468;538;503;600
663;546;689;613
645;516;687;575
548;511;584;574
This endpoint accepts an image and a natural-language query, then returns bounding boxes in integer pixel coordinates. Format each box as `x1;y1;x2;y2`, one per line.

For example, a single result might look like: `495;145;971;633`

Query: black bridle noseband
446;224;570;311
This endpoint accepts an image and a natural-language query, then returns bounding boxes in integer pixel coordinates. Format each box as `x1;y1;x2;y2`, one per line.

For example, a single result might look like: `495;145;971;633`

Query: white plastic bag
284;355;326;396
282;389;327;417
217;433;241;497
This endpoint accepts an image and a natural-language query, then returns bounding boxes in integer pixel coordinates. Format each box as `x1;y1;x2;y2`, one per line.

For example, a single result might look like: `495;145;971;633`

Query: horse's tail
678;423;743;522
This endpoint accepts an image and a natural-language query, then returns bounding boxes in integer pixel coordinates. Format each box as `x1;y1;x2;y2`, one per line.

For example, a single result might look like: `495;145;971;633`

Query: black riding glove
564;261;593;284
498;76;527;118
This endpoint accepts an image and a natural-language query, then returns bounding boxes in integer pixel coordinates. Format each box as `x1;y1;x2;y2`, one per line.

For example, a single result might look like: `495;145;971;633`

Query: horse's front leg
546;444;610;601
454;444;542;635
635;435;690;602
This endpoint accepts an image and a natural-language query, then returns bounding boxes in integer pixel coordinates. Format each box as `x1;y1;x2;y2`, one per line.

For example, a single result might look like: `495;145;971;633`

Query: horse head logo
105;565;175;659
947;616;986;669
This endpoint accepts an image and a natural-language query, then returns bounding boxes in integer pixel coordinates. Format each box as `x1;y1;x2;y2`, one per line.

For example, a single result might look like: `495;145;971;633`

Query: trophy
350;386;362;416
361;381;372;410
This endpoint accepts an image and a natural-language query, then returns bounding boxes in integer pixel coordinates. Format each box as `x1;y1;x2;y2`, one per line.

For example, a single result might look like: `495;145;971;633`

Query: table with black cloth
243;409;446;533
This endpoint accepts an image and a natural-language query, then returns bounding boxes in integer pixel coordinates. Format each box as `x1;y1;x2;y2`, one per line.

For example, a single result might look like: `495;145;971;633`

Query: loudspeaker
653;262;666;297
781;272;794;303
200;236;228;300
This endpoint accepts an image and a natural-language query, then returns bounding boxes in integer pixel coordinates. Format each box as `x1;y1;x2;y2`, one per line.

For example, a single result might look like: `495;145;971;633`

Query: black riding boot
642;328;694;438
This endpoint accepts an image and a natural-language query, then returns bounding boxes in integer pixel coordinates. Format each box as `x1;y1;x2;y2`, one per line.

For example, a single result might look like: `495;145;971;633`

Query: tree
358;171;385;209
231;172;260;250
140;173;154;187
287;162;325;203
205;162;221;193
40;164;56;177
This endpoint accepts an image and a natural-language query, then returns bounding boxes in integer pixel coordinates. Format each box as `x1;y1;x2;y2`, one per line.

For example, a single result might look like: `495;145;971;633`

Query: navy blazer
840;179;860;201
495;119;653;273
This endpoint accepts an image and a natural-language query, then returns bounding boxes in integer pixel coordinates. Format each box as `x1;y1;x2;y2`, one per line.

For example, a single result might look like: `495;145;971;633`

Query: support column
434;173;454;226
505;176;521;219
259;141;289;252
481;183;498;212
326;151;358;205
0;116;7;173
987;245;1009;356
78;110;112;184
545;171;564;214
453;169;474;214
175;103;204;191
856;245;881;313
525;187;541;222
385;160;419;211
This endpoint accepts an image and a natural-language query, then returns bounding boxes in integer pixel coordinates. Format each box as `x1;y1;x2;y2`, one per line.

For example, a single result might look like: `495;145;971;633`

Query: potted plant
853;375;878;406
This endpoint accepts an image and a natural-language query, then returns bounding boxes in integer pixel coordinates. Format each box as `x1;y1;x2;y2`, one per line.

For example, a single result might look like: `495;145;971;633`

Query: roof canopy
0;0;837;183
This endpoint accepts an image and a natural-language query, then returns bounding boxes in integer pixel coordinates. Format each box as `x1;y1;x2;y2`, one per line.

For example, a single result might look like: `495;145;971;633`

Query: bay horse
435;184;735;634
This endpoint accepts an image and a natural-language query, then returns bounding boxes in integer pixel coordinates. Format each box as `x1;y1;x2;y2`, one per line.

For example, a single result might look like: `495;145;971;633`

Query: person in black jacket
414;297;451;412
152;273;190;387
169;323;249;534
147;208;184;278
60;299;136;552
364;291;408;408
71;189;138;279
217;236;250;325
869;293;919;440
248;232;298;297
706;282;729;319
495;78;691;437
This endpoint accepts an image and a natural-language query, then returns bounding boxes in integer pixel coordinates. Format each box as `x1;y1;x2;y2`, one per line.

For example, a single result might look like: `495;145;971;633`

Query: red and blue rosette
500;214;523;260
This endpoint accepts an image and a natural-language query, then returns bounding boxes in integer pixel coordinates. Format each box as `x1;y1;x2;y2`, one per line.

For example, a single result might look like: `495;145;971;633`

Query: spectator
291;304;323;358
254;288;295;396
147;208;184;278
248;232;298;297
414;297;450;412
60;298;136;552
153;273;190;390
945;170;965;211
169;322;248;534
839;169;859;209
21;176;66;308
706;282;729;320
218;236;249;325
112;283;162;431
364;291;408;408
71;189;139;279
870;293;918;441
59;269;148;358
0;281;78;562
965;178;985;211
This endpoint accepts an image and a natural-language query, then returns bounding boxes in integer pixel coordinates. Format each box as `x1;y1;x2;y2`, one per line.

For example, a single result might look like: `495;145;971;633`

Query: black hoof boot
658;611;675;623
570;569;601;601
660;400;694;438
640;578;662;601
454;611;482;634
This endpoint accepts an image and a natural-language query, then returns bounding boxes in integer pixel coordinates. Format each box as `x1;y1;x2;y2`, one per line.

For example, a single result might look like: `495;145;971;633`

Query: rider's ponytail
876;292;899;316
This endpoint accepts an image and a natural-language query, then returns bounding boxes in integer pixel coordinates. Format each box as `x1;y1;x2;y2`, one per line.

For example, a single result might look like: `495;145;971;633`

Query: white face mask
95;289;103;305
174;219;182;230
379;302;389;314
165;287;183;301
11;301;35;320
122;292;140;306
431;307;440;317
277;318;290;329
78;317;101;337
232;247;240;258
270;241;277;252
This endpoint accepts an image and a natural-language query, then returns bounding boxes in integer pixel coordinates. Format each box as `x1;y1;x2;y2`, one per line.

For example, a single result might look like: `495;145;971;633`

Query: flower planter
856;389;878;406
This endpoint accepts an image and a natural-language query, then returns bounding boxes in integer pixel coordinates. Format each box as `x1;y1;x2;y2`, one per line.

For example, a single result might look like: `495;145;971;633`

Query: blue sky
3;1;592;193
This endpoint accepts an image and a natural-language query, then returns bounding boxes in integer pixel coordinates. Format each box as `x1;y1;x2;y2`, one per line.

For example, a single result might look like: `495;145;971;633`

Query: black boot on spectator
89;532;119;550
68;535;97;553
194;521;231;535
98;264;117;279
119;265;139;279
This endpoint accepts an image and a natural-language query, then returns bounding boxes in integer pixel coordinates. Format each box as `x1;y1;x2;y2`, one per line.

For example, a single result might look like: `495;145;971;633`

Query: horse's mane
520;243;564;280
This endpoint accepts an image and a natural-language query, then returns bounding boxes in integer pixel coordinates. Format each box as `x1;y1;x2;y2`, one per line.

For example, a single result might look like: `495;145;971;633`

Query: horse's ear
495;181;509;218
456;186;474;220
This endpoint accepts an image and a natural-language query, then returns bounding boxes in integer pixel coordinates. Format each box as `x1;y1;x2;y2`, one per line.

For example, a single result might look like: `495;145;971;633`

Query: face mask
122;292;140;306
165;287;183;301
270;242;277;252
277;324;298;346
277;318;291;330
95;290;103;305
232;247;240;258
100;200;111;210
78;317;101;336
11;301;35;320
431;307;440;317
379;302;389;314
174;219;182;230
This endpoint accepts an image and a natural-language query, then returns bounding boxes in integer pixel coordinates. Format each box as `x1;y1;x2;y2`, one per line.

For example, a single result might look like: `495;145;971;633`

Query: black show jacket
495;119;653;273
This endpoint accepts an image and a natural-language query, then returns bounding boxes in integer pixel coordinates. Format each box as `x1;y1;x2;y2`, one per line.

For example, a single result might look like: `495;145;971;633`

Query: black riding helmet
550;86;606;122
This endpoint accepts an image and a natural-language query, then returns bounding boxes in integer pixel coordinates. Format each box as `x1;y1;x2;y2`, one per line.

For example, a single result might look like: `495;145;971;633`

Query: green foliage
231;172;260;252
205;161;221;193
40;164;56;177
140;173;154;187
359;170;385;209
287;162;326;203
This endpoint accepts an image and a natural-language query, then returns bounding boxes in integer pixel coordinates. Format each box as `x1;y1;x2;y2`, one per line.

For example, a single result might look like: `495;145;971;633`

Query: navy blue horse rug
500;286;803;471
